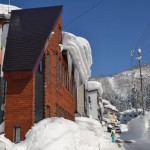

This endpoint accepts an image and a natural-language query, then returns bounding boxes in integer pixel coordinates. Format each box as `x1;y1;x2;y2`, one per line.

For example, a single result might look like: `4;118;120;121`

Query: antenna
8;0;10;14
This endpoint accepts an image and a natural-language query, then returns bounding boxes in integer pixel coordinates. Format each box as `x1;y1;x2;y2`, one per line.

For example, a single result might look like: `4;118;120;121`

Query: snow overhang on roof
62;32;92;85
102;99;110;105
104;104;118;112
85;81;103;95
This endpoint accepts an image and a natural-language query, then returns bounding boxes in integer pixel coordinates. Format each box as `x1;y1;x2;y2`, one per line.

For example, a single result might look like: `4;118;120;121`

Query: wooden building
3;6;76;142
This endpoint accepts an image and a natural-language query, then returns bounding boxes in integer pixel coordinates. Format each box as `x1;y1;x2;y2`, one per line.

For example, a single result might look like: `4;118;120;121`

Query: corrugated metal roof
3;5;62;72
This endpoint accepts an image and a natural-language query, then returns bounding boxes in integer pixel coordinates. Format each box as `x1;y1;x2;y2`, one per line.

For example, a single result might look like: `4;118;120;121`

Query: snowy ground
0;113;149;150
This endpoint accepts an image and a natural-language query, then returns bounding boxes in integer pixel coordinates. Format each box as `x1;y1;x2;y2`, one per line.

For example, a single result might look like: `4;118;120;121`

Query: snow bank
0;117;104;150
120;124;128;132
86;81;103;95
62;32;92;84
75;117;104;149
128;112;150;139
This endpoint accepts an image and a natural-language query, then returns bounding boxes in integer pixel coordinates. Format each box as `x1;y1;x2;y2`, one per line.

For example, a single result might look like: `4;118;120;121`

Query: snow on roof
102;99;110;105
104;104;118;112
62;32;92;84
86;81;103;95
0;4;20;14
120;109;142;115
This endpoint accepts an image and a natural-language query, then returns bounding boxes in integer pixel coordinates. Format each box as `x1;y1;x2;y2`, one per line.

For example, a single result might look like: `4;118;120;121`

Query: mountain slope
92;64;150;111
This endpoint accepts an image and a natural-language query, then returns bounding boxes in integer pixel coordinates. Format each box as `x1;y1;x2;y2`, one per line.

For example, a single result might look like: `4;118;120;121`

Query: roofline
33;6;63;73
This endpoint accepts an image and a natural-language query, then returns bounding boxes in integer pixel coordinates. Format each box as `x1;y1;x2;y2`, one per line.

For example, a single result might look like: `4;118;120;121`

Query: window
56;54;59;90
39;60;43;73
47;106;50;117
129;115;132;117
14;127;21;143
56;105;59;117
61;65;64;84
46;53;50;84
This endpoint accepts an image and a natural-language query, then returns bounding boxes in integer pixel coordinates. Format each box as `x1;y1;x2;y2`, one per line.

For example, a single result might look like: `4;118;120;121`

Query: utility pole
137;48;145;115
130;50;137;111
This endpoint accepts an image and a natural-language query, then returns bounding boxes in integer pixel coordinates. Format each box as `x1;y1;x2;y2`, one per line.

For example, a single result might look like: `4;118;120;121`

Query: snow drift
128;112;150;140
0;117;103;150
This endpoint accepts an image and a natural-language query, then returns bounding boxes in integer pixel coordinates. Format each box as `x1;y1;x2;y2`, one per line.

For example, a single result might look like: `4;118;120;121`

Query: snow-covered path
100;129;125;150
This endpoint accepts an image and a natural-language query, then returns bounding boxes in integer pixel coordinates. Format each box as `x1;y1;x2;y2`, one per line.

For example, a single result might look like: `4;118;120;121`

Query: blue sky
1;0;150;77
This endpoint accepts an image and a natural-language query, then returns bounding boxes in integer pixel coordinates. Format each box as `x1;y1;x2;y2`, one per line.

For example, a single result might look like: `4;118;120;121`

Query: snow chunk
62;32;92;84
86;81;103;95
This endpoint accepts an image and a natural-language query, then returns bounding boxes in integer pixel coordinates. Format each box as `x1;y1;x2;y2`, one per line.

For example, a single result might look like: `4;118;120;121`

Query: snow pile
62;32;92;84
128;112;150;139
0;4;20;14
0;117;104;150
120;124;128;132
75;117;104;149
86;81;103;95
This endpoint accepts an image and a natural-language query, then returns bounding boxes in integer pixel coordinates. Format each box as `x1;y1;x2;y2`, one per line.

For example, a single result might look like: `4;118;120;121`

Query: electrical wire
133;22;150;49
63;0;105;28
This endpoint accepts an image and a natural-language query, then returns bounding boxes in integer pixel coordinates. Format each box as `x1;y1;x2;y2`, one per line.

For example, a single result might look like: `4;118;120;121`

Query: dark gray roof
3;5;62;72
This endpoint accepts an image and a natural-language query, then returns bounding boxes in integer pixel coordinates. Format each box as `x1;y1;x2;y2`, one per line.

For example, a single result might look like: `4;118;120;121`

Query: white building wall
86;90;99;120
77;84;85;116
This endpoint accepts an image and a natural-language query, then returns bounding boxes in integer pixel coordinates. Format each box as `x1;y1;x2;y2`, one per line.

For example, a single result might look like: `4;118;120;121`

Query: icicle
67;51;72;80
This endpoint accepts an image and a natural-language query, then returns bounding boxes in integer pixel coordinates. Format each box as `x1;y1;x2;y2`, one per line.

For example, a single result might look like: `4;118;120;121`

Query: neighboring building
102;99;118;125
85;81;103;122
76;84;86;116
2;6;78;142
0;4;20;124
62;32;93;117
120;109;142;124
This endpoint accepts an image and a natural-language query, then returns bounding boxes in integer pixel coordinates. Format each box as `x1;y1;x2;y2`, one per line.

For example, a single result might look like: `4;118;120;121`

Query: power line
133;21;150;51
63;0;105;28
